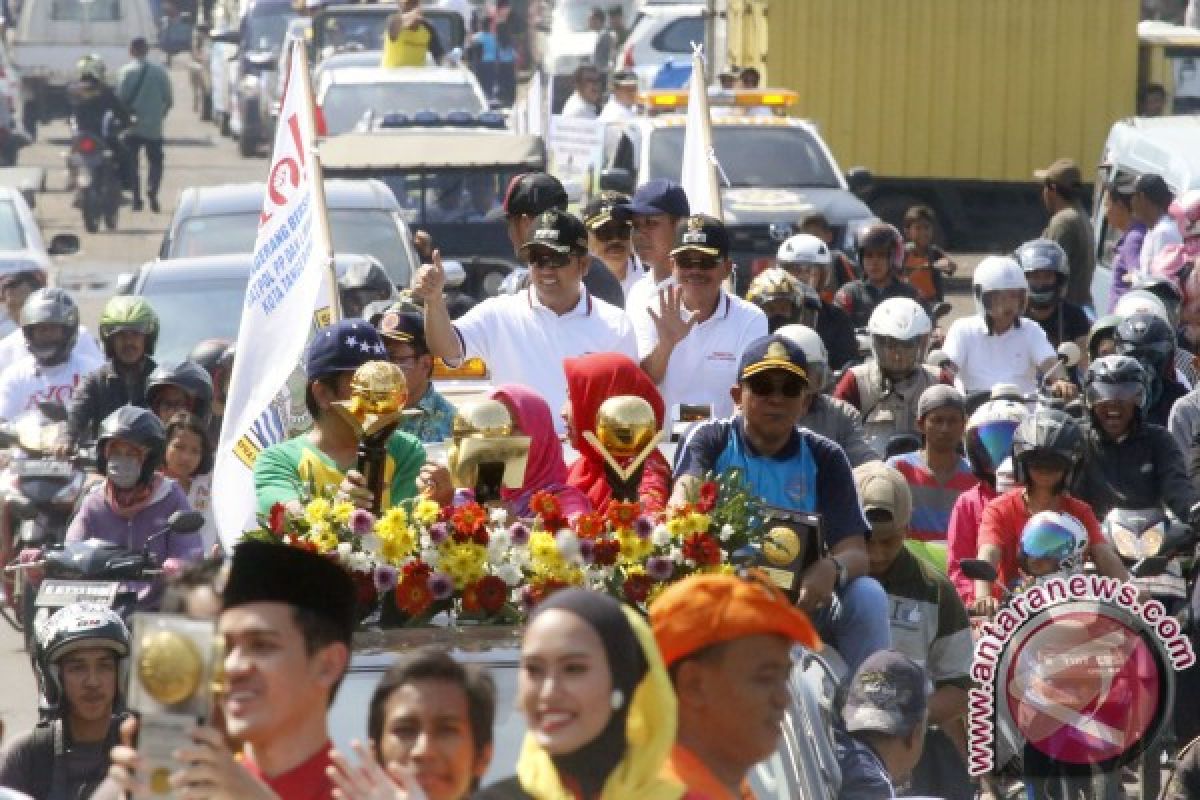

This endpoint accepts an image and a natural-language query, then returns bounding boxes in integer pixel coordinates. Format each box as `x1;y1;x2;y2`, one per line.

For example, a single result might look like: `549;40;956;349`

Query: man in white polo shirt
415;209;636;432
632;214;767;420
621;179;691;314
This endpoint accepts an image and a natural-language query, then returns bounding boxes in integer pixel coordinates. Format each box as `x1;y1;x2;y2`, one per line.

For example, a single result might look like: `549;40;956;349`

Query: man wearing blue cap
621;178;691;313
253;319;426;514
673;333;890;678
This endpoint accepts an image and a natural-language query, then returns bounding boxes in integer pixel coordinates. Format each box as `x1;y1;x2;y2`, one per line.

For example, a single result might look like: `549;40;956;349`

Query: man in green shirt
116;37;172;212
254;320;425;514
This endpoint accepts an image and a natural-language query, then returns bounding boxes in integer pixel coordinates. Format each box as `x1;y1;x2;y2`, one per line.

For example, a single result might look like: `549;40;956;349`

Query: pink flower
350;509;376;536
373;565;398;593
428;572;455;600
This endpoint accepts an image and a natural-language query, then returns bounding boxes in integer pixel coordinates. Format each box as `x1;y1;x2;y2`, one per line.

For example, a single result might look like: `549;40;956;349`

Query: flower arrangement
245;469;766;626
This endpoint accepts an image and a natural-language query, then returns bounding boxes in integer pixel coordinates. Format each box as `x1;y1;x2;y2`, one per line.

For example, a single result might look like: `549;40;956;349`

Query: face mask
1028;289;1058;308
107;454;142;489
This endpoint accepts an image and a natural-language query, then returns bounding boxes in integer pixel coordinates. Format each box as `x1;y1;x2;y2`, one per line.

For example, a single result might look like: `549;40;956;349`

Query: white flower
669;546;684;564
421;547;440;565
337;543;353;557
652;524;672;548
720;524;735;542
555;529;581;561
490;507;509;526
496;563;523;586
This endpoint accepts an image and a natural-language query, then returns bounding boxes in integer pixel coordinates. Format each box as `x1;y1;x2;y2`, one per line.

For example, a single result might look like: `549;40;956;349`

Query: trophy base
139;712;200;798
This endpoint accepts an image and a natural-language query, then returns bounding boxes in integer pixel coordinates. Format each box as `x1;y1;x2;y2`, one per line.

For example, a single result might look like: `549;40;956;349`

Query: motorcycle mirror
37;402;68;422
167;510;206;534
442;259;466;289
1057;342;1082;368
959;558;998;583
884;433;921;460
930;302;952;322
0;426;16;449
1131;556;1169;578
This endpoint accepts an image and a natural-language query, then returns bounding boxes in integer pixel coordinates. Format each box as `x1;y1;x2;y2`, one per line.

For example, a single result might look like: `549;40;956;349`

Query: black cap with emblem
671;213;730;258
518;209;590;255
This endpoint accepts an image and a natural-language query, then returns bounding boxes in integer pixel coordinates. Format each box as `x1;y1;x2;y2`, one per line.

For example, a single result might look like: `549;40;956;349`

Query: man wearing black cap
1132;172;1182;279
632;213;767;419
621;178;691;313
598;69;639;122
1035;158;1095;307
672;333;890;678
498;172;625;307
415;209;637;434
375;306;457;443
253;319;426;514
583;190;647;298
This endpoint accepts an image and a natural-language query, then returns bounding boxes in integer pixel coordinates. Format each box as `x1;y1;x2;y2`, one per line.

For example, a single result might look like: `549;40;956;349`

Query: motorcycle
0;404;92;640
69;112;123;233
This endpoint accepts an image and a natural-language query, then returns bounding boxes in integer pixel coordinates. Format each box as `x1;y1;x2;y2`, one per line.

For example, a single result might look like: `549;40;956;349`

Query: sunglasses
592;222;632;242
675;255;722;270
745;373;806;398
527;251;572;269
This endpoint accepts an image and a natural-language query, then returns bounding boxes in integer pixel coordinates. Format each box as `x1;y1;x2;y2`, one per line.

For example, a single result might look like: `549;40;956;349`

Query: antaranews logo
967;574;1195;777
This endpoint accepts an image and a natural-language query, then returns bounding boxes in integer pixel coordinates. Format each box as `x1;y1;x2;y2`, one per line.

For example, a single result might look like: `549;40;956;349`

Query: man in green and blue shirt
375;308;456;443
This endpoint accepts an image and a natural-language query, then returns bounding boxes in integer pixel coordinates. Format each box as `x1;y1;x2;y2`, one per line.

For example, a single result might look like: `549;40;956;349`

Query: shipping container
727;0;1144;249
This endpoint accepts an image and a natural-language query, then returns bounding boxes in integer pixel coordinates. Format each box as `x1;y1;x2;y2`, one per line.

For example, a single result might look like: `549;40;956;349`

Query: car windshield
139;273;249;364
557;0;636;32
244;9;295;53
377;169;523;226
50;0;121;21
0;201;28;250
647;126;840;188
316;10;389;51
322;82;483;135
171;209;413;284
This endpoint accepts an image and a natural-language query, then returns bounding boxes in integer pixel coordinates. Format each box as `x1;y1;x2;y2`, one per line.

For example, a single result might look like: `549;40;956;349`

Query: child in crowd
901;205;957;304
162;412;219;554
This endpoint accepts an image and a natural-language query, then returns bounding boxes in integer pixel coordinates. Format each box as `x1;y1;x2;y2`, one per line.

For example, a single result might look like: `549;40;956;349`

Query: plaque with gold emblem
447;399;531;505
754;507;826;603
128;614;219;799
582;395;664;502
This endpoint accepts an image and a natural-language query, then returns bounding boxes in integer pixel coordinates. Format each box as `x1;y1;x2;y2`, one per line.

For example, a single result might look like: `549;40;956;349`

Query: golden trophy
755;507;826;603
582;395;664;502
332;361;408;514
447;399;530;505
127;614;220;798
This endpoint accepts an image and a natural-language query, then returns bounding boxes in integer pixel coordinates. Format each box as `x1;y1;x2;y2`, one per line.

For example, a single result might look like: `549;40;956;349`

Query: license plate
35;580;119;609
1135;573;1188;600
15;460;71;478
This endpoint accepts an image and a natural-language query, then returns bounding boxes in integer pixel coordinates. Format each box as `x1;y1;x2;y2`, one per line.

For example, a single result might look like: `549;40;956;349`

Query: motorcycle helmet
1113;289;1170;328
337;255;396;319
98;296;160;359
776;233;832;269
1084;354;1148;419
866;297;931;378
1115;312;1175;394
1019;511;1089;573
146;360;215;424
1013;238;1069;309
1138;279;1183;329
776;323;829;391
96;405;167;486
965;397;1029;480
1087;314;1123;361
189;338;235;403
855;222;904;272
971;255;1028;319
35;602;129;716
76;53;107;84
1010;408;1084;490
20;288;80;367
746;268;820;331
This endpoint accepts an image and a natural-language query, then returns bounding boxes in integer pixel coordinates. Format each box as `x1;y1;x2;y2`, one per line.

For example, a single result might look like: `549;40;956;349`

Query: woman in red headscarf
562;353;671;515
489;384;591;518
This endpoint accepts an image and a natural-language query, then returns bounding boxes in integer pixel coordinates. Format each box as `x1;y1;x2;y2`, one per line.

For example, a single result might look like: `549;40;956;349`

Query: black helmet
1011;408;1084;489
1139;278;1183;328
188;338;233;375
96;406;167;485
1014;238;1068;309
855;222;904;271
146;360;215;423
1114;312;1175;383
20;288;80;366
337;255;395;319
35;603;129;716
1085;354;1148;415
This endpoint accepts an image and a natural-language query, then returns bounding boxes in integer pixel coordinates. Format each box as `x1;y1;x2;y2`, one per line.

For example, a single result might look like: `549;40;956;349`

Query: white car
0;186;78;332
620;2;704;88
315;66;487;137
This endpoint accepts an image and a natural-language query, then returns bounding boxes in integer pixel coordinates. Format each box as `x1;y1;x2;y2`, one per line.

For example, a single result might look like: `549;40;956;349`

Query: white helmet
1113;289;1170;327
776;233;832;267
965;397;1029;477
972;255;1028;317
867;297;931;377
776;323;829;390
1020;510;1089;572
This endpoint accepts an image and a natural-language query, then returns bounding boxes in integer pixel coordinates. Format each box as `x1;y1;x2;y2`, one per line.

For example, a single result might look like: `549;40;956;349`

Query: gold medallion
137;631;202;706
150;767;172;795
763;526;802;566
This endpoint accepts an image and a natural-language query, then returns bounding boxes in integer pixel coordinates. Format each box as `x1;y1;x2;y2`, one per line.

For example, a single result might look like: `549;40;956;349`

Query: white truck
12;0;159;138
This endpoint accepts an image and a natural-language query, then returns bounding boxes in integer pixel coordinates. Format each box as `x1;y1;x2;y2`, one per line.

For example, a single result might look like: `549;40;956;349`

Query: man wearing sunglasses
583;191;647;300
632;213;768;420
415;209;637;434
672;334;891;677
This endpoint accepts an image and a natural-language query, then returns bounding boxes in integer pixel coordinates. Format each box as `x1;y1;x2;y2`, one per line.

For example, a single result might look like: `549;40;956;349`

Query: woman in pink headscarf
488;384;591;518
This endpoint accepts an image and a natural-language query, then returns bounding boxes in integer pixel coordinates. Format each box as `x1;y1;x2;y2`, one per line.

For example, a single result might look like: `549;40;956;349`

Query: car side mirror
845;166;873;195
598;168;635;195
959;558;998;583
48;233;80;256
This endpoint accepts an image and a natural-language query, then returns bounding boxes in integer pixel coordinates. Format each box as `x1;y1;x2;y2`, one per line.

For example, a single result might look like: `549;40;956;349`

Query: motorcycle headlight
1142;522;1166;557
1109;523;1141;560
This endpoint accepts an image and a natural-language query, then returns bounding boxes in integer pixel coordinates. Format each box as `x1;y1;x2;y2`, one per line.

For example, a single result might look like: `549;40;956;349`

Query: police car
595;89;876;291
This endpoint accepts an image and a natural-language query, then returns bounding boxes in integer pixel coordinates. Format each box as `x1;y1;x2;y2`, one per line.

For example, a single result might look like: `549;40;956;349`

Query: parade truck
726;0;1200;250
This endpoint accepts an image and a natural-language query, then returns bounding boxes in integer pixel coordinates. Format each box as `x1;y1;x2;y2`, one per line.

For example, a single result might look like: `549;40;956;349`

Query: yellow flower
413;498;441;526
373;506;415;564
304;497;332;527
332;501;355;525
439;543;488;588
666;516;689;538
308;523;339;554
617;531;652;565
376;506;410;539
687;513;710;535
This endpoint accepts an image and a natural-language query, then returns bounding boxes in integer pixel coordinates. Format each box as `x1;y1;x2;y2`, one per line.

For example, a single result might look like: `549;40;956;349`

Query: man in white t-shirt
598;70;639;123
942;255;1074;399
620;179;691;314
1133;172;1183;280
583;191;647;300
631;214;767;420
415;209;636;432
0;289;103;420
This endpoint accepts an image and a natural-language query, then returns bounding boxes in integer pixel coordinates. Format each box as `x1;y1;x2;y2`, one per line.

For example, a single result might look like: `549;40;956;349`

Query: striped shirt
887;452;978;544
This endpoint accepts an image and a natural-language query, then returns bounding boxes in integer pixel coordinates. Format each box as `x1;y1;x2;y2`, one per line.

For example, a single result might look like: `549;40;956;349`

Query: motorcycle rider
1014;238;1090;352
0;288;102;421
337;256;396;320
746;267;820;333
64;296;160;450
1086;314;1122;362
0;604;130;798
144;360;214;426
834;222;923;329
68;55;129;193
1113;312;1188;427
833;297;944;457
775;232;859;370
188;338;233;447
1074;355;1200;524
0;269;46;339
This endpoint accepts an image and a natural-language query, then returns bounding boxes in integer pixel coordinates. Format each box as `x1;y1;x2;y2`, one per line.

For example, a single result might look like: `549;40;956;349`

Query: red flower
530;491;563;520
606;501;641;530
452;503;487;538
592;539;620;567
402;560;432;579
268;503;288;535
623;572;655;604
351;570;377;610
574;512;605;540
697;481;718;513
395;574;433;617
475;575;508;614
683;532;722;566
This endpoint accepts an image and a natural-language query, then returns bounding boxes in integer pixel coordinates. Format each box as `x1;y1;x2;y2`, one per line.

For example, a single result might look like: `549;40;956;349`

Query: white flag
213;41;336;550
681;46;722;220
526;69;545;137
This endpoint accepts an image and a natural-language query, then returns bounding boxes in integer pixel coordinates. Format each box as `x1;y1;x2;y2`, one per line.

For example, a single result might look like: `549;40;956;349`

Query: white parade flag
213;41;338;550
681;45;723;220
